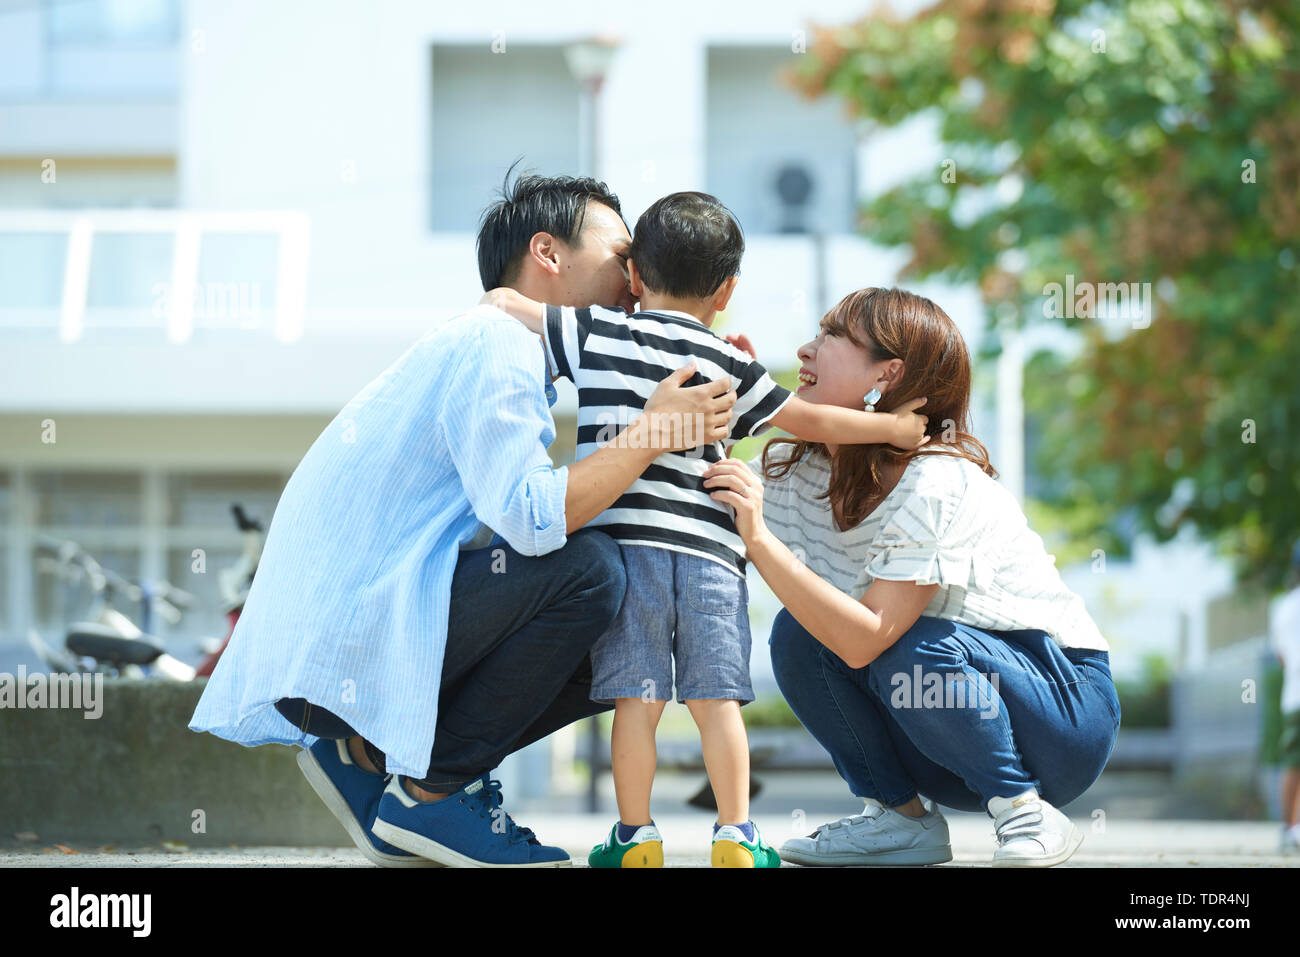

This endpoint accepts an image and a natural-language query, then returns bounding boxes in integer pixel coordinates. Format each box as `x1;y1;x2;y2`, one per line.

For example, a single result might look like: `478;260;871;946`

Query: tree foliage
790;0;1300;586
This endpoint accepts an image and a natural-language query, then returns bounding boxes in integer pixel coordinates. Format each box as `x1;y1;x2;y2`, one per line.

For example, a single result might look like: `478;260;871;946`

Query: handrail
0;209;310;345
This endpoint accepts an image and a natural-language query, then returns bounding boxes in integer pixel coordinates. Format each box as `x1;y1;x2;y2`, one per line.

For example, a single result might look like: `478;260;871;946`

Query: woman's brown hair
762;287;997;527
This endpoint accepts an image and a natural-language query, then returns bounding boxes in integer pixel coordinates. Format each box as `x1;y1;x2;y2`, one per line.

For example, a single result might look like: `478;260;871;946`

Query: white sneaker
779;798;952;866
988;790;1083;867
1281;825;1300;856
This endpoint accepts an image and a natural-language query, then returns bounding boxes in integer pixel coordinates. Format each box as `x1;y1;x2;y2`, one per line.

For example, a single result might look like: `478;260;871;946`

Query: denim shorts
589;544;753;704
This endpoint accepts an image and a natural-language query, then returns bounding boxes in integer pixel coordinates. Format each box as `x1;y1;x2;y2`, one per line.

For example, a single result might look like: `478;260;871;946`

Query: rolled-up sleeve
440;320;569;556
864;483;993;590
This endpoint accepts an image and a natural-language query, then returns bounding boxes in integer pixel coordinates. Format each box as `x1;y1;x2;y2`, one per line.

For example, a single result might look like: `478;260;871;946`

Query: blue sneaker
296;739;441;868
372;774;571;867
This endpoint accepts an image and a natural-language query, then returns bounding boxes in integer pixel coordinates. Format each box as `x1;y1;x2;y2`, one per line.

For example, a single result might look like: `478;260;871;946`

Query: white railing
0;210;310;344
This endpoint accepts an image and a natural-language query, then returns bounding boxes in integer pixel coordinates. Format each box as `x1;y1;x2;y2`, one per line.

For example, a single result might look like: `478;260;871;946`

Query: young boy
482;191;929;867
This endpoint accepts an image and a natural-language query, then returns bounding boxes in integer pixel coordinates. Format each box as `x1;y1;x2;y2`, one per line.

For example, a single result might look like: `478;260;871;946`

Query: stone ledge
0;677;346;847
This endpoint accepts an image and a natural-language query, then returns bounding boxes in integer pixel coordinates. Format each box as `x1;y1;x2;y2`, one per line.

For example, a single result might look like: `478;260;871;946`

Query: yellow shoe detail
711;840;755;868
620;840;664;868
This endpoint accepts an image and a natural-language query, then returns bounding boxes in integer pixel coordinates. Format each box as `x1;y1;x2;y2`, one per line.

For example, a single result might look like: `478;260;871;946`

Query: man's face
554;201;636;314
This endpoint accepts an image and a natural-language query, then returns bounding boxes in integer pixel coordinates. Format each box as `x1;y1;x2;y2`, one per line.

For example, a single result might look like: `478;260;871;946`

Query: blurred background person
1269;541;1300;854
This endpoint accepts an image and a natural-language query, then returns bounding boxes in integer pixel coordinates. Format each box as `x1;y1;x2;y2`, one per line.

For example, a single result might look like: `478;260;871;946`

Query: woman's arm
704;459;938;669
746;533;938;668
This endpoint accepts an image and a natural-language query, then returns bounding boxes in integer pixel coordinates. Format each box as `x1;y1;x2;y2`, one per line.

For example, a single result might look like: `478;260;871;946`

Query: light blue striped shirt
189;306;569;777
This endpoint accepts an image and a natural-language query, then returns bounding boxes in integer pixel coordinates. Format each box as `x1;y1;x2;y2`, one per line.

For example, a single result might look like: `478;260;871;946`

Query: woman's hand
703;458;767;545
723;333;758;361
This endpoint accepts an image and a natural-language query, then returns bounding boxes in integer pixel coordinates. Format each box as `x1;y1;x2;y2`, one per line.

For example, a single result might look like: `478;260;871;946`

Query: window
706;46;861;235
164;472;284;641
22;469;287;645
34;471;143;527
45;0;180;97
47;0;179;44
431;45;581;231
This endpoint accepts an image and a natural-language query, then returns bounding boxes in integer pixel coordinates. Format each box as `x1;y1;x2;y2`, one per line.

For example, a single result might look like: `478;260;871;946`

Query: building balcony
0;210;985;415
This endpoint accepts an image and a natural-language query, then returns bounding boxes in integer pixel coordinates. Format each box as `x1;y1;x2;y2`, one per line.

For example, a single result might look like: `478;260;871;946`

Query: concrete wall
0;679;348;847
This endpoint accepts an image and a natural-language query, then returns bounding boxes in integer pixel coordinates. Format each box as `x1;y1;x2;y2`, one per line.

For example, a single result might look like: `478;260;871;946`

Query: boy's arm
769;395;931;450
480;287;545;335
481;287;561;379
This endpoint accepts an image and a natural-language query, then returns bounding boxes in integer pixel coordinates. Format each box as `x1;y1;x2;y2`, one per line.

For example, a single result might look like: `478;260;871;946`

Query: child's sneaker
588;822;664;868
711;821;781;868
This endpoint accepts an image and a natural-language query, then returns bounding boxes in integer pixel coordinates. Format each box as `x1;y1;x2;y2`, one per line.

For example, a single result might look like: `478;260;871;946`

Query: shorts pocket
686;558;744;616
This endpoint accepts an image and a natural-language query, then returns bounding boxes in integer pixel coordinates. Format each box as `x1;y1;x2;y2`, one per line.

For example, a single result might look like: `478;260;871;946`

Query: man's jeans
276;528;625;791
769;610;1121;812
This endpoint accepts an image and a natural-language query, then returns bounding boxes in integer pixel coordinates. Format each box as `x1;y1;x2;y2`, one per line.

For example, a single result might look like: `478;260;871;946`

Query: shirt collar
639;308;710;330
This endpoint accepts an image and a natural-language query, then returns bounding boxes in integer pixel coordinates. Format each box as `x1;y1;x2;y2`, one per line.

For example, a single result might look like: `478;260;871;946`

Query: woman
704;287;1120;867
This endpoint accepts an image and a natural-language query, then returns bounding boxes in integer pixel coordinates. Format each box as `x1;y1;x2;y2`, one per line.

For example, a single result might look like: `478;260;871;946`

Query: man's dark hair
476;163;624;291
630;191;744;299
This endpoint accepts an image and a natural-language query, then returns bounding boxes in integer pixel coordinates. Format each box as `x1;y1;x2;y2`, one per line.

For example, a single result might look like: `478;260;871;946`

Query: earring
863;387;882;412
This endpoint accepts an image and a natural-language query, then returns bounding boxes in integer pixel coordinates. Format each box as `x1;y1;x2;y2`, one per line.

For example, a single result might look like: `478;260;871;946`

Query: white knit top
750;447;1110;651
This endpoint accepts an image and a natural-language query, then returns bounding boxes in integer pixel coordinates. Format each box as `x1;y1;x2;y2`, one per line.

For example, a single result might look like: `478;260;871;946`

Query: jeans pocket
1078;662;1121;728
686;558;743;616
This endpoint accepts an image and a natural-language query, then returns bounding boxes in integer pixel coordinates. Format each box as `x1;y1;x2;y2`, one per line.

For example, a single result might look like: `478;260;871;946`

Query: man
189;173;738;867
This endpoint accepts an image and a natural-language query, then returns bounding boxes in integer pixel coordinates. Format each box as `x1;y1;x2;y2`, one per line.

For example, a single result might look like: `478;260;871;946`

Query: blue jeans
769;610;1121;812
276;528;625;791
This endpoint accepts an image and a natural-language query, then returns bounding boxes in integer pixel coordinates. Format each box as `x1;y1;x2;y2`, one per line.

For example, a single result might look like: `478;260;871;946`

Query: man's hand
627;362;736;453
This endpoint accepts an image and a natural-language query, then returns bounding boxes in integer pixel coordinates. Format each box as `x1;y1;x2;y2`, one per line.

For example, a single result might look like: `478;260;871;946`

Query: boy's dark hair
476;163;624;290
630;191;744;299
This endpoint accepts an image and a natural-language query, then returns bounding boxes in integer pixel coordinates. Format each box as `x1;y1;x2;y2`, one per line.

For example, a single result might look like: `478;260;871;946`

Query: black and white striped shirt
544;304;793;575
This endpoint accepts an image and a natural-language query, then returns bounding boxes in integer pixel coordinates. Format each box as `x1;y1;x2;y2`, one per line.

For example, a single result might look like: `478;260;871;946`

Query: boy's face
555;201;636;314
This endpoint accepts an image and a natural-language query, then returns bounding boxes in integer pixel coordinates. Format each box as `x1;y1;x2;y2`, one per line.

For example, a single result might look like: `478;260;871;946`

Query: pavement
3;757;1296;867
2;815;1296;867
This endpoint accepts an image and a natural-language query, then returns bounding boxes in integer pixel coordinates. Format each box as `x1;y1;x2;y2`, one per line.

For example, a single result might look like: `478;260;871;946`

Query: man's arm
446;317;739;542
441;322;571;555
564;363;737;532
769;395;931;450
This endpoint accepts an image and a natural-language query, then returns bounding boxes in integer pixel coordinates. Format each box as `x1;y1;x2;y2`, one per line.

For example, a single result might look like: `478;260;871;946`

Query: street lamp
565;37;621;178
566;36;620;814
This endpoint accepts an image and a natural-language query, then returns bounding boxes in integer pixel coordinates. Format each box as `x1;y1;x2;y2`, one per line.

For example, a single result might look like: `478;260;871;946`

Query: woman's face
795;324;901;411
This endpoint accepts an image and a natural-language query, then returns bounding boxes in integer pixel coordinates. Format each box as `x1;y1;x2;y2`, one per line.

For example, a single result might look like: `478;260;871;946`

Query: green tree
790;0;1300;586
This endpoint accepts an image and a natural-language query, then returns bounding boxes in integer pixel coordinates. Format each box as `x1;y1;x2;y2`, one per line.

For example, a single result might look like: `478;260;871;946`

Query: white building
0;0;1233;699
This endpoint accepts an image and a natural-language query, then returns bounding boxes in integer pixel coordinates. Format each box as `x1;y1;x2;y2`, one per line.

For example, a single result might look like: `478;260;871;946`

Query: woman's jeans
769;610;1121;813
